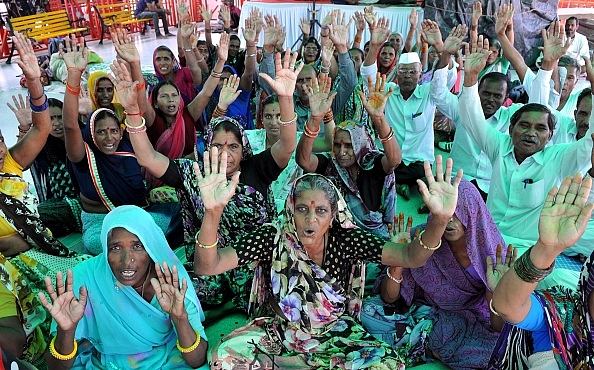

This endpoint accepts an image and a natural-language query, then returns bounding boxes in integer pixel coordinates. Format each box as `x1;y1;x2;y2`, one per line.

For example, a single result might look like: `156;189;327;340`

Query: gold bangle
418;230;441;251
177;330;201;353
379;127;394;143
124;117;146;130
49;337;78;361
195;231;218;249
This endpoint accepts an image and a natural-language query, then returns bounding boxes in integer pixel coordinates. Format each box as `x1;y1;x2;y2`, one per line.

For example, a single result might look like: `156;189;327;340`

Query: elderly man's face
509;111;552;163
395;62;421;94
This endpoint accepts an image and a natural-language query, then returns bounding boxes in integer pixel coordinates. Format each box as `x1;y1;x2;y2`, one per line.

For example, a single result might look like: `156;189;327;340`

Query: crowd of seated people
2;1;594;369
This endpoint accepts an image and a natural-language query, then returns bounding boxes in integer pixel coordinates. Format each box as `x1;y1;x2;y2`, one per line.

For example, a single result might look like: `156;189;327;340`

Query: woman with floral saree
117;49;300;311
489;174;594;369
194;140;462;369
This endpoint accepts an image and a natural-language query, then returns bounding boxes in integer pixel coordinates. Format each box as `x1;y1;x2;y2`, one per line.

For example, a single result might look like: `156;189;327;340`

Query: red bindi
223;141;228;146
339;139;344;144
310;201;316;207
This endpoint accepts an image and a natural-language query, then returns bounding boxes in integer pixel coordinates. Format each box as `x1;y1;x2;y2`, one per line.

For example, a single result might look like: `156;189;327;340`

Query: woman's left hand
486;244;517;291
7;94;32;128
217;75;242;110
152;262;188;320
194;147;240;213
259;49;303;98
110;60;139;112
417;155;463;219
306;74;337;120
78;87;93;116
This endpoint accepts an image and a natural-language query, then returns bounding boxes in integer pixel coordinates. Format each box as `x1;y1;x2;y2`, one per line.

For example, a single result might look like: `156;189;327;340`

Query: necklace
132;264;151;299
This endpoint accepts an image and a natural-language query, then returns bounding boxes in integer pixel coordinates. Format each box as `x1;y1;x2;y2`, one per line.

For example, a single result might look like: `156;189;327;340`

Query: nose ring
131;258;134;262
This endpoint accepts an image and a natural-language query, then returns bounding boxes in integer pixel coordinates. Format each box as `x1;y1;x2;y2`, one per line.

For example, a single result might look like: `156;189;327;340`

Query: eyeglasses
397;69;419;76
304;47;318;52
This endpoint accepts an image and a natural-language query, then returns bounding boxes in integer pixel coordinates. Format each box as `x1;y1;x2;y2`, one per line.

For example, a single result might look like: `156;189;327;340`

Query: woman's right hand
359;73;393;119
218;33;230;62
306;74;336;120
60;35;88;72
7;94;31;128
38;270;87;332
417;155;463;220
12;33;41;80
113;27;140;64
194;148;240;212
259;49;303;98
199;3;216;23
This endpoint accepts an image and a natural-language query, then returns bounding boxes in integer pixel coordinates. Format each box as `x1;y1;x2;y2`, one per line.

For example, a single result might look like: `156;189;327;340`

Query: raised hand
60;34;88;72
180;16;194;39
12;33;41;80
329;10;353;52
417;155;463;219
78;87;93;116
464;34;491;78
537;173;594;254
263;15;281;52
220;4;230;24
276;26;286;51
359;73;393;119
443;24;468;55
541;21;570;64
189;25;202;49
353;11;365;34
38;270;87;332
258;49;303;98
363;6;377;27
321;10;335;29
112;27;140;64
420;19;444;51
299;17;311;37
486;244;517;291
199;3;217;23
369;17;390;46
306;74;337;119
110;60;139;112
320;42;335;64
194;148;240;212
218;33;230;62
408;8;418;29
152;262;188;319
585;56;594;86
177;0;189;17
217;75;242;110
472;1;482;25
242;17;257;46
7;94;32;128
249;8;264;38
494;3;514;37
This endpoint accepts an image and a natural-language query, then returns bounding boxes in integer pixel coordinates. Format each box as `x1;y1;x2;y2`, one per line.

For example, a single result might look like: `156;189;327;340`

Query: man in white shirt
459;29;594;255
564;17;590;74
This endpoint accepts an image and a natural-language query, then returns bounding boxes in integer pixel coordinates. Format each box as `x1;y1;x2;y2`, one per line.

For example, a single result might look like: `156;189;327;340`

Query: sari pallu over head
248;173;367;336
73;108;147;211
180;117;275;255
87;72;124;118
64;205;204;363
327;120;395;239
400;180;505;310
488;250;594;370
153;46;196;104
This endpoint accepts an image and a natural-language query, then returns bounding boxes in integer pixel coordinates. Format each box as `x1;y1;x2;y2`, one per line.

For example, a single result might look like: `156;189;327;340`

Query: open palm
307;75;337;118
110;60;138;111
38;271;87;332
360;73;393;118
537;175;594;253
485;244;516;291
443;24;467;55
152;262;188;319
194;149;239;212
542;21;570;62
417;156;462;218
259;50;302;98
13;33;41;79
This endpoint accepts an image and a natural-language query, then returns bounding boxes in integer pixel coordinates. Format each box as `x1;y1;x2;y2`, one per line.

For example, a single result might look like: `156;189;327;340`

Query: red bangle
124;110;142;116
65;82;81;95
135;81;146;92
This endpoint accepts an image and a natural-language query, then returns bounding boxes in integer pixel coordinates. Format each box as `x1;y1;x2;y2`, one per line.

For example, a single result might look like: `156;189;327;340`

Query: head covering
149;83;187;161
74;108;146;210
153;46;181;81
87;72;121;110
398;52;421;65
327;121;395;237
68;205;204;356
377;43;398;76
204;116;253;161
400;180;505;309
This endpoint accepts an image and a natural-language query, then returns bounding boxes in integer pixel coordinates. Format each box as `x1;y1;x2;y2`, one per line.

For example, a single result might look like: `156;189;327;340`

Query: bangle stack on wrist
513;246;555;283
213;106;227;118
303;121;320;138
211;70;224;78
379;127;394;143
30;94;49;113
323;110;333;124
417;230;441;251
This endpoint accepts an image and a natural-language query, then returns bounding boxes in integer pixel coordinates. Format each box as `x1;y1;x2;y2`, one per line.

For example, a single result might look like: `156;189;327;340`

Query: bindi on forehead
310;201;316;207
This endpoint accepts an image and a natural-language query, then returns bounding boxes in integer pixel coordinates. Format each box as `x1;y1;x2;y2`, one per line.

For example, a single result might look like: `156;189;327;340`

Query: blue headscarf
54;206;206;368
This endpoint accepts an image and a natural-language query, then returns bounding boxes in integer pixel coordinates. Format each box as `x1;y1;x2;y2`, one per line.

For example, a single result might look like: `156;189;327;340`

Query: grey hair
293;175;339;215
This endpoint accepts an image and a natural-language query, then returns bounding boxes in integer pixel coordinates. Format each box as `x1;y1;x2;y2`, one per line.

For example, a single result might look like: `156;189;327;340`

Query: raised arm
112;60;170;178
421;19;446;68
9;34;52;168
328;11;352;80
360;73;401;173
259;50;303;169
61;35;88;164
200;3;217;50
8;93;31;143
361;16;390;85
240;16;258;91
186;33;229;121
112;28;148;123
404;8;418;52
381;156;462;267
495;4;527;81
296;74;337;172
352;11;365;50
470;2;481;44
492;174;594;323
193;148;241;276
179;14;203;88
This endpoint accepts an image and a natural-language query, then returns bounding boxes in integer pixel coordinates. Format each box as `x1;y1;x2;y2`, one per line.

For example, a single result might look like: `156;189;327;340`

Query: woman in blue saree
39;205;208;370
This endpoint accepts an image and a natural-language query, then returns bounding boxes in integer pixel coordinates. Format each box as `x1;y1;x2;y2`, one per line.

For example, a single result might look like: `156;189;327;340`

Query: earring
131;258;134;262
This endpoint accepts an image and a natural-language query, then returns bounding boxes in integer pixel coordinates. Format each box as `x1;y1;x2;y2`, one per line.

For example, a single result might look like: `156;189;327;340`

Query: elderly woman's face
293;189;334;246
107;227;152;286
211;129;243;176
333;129;356;169
443;215;464;242
304;42;319;64
389;35;403;51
